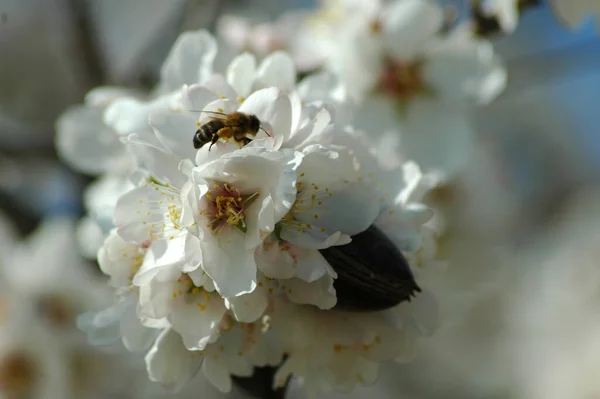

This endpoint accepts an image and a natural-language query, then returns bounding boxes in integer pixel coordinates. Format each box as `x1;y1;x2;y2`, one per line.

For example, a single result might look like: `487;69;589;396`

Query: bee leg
208;133;220;151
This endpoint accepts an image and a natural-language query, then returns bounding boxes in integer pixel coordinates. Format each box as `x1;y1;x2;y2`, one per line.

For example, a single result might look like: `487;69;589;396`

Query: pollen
205;181;260;234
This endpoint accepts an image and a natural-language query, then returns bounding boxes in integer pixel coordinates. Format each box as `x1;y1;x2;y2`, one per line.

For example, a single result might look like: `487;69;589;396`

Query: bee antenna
259;126;272;137
188;109;229;116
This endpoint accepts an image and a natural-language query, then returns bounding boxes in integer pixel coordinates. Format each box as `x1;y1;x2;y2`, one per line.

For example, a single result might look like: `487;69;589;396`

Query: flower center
203;182;260;234
377;57;427;103
0;352;35;394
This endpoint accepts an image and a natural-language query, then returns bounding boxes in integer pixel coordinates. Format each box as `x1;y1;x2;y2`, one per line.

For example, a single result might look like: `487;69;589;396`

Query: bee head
249;115;261;134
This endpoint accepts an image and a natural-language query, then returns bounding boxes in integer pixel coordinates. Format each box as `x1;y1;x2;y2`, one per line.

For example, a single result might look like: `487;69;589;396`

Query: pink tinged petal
160;30;217;91
255;51;296;91
170;293;226;351
285;274;337;310
238;88;293;141
150;113;198;160
55;105;127;175
381;0;443;60
226;52;257;98
145;328;203;392
255;242;297;279
202;355;232;393
225;284;268;323
424;34;506;105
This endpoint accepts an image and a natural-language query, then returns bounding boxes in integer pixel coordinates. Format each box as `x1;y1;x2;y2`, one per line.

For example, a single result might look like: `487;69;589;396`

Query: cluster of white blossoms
0;215;139;399
56;28;443;396
217;0;508;179
479;0;600;33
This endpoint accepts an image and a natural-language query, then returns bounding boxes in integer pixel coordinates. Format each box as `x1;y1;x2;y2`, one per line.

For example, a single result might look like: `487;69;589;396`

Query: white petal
125;135;187;187
202;74;238;100
255;241;297;280
424;32;507;105
84;86;138;107
285;273;337;310
77;307;121;347
150;112;198;160
294;249;333;282
226;52;257;98
238;88;293;141
182;84;220;113
200;232;258;298
120;297;158;352
55;105;127;174
255;51;296;91
170;292;226;351
382;0;443;59
161;30;217;90
225;283;268;323
202;355;232;392
104;97;152;136
145;328;203;392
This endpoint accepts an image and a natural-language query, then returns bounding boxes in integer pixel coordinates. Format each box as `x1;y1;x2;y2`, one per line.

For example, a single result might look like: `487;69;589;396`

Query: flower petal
225;283;268;323
382;0;443;59
145;328;203;392
200;232;258;298
226;52;257;98
170;291;226;351
238;88;293;141
424;31;507;105
255;51;296;91
150;112;198;160
55;105;127;174
160;30;217;91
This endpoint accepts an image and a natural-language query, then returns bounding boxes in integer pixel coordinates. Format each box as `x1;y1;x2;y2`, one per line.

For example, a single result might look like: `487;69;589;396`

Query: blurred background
1;0;600;398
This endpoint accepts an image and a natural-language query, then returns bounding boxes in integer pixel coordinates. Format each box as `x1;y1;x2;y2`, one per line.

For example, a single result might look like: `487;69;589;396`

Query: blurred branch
66;0;106;87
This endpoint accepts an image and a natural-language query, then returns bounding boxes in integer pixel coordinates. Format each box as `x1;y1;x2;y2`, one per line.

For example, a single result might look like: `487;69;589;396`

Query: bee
193;111;269;150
